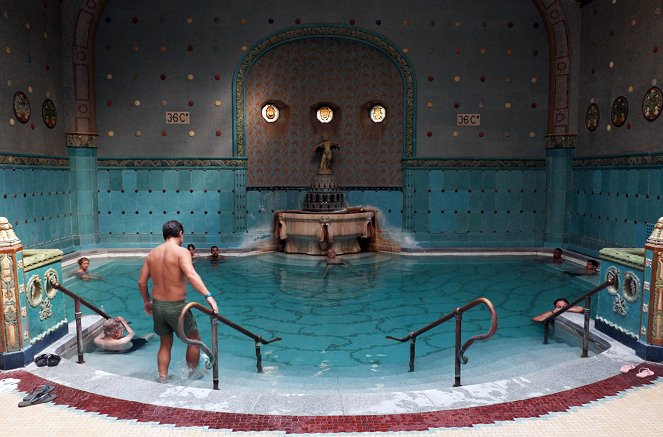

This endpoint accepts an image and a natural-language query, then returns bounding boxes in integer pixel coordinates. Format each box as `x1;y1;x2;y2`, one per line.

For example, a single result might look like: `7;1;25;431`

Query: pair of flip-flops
34;353;61;367
18;384;56;407
620;364;656;378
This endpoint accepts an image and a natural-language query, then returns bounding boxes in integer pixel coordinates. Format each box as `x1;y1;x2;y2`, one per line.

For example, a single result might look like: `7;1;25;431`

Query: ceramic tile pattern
1;364;662;435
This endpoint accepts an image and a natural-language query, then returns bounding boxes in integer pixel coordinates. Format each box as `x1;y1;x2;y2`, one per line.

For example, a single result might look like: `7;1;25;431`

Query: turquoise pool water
62;253;600;389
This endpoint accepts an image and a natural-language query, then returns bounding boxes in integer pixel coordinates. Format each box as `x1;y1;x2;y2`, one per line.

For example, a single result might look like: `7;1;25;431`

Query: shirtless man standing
138;220;219;382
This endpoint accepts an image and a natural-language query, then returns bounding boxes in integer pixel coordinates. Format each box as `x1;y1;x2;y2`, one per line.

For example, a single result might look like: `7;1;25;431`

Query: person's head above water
553;248;563;259
210;245;219;257
77;257;89;272
162;220;184;240
586;259;599;270
186;243;196;257
102;318;124;339
553;298;570;310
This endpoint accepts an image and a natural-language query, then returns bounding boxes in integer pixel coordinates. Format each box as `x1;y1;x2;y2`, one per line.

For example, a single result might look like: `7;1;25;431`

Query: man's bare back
137;220;218;381
145;242;190;301
138;238;218;316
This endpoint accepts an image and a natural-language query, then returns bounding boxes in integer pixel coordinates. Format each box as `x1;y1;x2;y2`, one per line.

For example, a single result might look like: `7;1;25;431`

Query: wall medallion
42;99;57;128
585;103;599;131
44;268;58;299
611;96;628;127
642;86;662;122
13;91;31;123
27;275;43;307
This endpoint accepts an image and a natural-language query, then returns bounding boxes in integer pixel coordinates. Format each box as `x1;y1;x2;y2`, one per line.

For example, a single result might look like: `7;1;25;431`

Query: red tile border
2;366;661;433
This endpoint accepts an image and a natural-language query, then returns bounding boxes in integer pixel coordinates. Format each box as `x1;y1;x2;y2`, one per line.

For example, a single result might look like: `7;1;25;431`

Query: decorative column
402;164;415;233
0;218;24;356
645;217;663;346
543;134;576;246
234;168;247;234
67;133;99;248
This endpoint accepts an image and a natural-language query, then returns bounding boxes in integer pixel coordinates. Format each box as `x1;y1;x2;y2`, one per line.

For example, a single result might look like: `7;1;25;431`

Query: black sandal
47;354;61;367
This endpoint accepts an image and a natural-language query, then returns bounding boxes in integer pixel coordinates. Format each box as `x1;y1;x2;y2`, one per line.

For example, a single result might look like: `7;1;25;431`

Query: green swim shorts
152;298;198;337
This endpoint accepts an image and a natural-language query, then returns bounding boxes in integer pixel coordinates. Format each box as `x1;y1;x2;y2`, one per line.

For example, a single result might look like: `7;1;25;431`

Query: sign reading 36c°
166;111;190;124
456;114;480;126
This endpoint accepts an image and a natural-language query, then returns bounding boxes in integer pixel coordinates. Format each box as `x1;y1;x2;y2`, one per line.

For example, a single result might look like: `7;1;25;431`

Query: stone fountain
274;136;376;255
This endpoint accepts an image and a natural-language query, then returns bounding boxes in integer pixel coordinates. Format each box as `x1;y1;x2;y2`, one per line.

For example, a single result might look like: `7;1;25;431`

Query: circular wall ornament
27;275;43;307
370;104;386;123
611;96;628;127
316;106;333;123
606;267;620;295
261;103;279;123
585;103;599;131
622;271;640;303
13;91;31;123
642;86;662;121
44;268;58;299
42;99;57;128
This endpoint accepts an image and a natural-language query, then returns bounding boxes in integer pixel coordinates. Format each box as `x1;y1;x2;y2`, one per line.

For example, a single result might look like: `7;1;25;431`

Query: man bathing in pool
138;220;219;382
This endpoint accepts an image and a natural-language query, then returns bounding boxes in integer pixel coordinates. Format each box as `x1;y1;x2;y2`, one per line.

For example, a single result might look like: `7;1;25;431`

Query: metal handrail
540;279;613;357
386;297;498;387
176;302;282;390
49;276;112;364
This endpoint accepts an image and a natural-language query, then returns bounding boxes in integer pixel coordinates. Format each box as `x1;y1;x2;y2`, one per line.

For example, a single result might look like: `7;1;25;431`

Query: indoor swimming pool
61;253;602;390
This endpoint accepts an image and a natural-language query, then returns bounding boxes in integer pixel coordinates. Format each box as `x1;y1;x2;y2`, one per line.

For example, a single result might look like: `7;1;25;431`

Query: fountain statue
274;135;376;255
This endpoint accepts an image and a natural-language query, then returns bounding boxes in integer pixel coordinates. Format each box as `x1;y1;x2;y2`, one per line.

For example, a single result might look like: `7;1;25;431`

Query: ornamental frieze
401;159;545;169
0;154;68;167
574;154;663;169
98;158;247;169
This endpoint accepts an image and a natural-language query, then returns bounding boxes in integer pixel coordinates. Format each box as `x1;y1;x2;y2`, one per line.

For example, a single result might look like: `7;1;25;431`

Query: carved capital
545;134;576;149
66;132;98;148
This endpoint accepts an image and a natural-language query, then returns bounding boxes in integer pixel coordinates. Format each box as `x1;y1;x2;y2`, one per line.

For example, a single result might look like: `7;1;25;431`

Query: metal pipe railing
541;279;613;357
386;297;498;387
176;302;282;390
48;276;112;364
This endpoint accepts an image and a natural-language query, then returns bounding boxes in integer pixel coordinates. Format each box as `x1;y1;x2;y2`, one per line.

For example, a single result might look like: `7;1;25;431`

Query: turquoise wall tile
163;170;178;190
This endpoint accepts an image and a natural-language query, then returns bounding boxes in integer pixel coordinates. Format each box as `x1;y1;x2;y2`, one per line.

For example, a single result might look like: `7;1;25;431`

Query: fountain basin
274;208;376;255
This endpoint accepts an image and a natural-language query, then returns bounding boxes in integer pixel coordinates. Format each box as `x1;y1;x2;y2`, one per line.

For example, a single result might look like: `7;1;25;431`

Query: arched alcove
233;26;415;186
243;36;406;187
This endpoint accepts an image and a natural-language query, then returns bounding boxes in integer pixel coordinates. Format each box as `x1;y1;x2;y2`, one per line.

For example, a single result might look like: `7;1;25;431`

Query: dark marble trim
402;159;545;169
247;186;401;191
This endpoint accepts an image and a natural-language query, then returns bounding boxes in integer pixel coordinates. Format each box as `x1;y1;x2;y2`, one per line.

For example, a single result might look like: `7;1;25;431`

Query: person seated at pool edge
209;245;225;261
532;298;584;322
138;220;218;383
94;316;138;352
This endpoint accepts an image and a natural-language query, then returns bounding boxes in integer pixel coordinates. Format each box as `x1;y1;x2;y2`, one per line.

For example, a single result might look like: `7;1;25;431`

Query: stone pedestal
645;217;663;346
303;174;345;212
0;217;65;369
